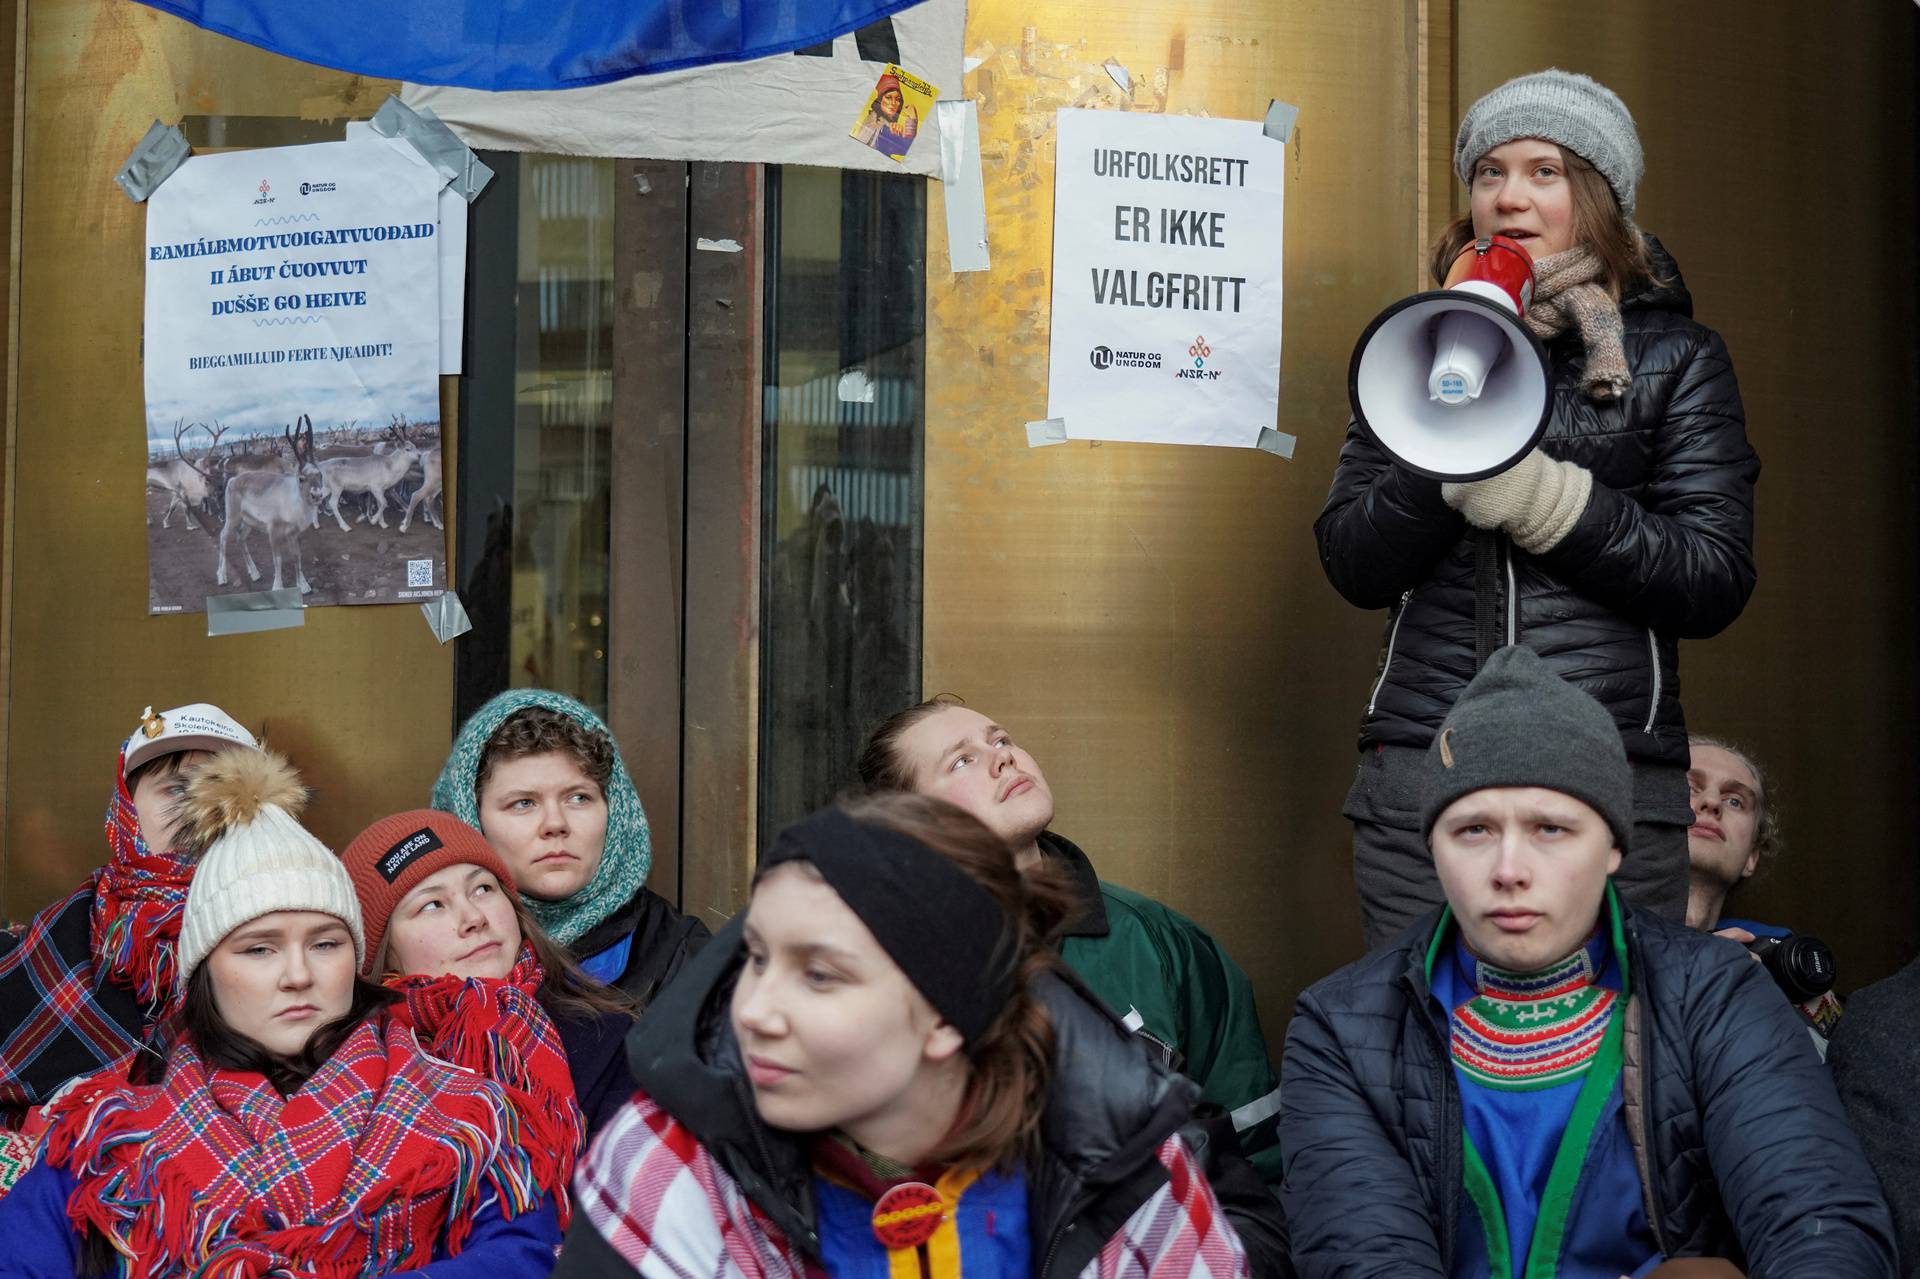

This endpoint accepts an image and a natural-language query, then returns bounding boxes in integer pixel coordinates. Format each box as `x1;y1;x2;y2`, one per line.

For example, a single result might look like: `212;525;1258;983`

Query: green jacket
1045;831;1283;1187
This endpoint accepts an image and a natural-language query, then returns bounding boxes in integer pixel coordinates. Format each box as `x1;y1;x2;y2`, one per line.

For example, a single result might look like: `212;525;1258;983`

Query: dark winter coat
1315;241;1759;767
1278;902;1896;1277
1829;955;1920;1276
570;883;710;1007
554;1007;638;1136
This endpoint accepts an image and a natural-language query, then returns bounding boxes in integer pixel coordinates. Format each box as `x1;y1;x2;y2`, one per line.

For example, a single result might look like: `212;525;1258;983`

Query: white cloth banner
143;137;447;614
1046;109;1286;448
399;0;964;178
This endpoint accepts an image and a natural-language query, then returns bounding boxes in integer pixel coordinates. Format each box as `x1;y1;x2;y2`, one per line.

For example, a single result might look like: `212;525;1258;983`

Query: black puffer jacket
1277;903;1897;1277
1315;241;1759;766
563;916;1273;1278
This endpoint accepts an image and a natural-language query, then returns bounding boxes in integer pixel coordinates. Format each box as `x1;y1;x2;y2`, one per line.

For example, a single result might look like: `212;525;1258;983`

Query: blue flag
133;0;930;90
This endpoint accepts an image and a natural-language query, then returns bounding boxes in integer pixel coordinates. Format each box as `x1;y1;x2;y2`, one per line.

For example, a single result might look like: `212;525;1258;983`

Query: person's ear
1739;848;1761;881
923;1020;965;1065
1605;844;1623;876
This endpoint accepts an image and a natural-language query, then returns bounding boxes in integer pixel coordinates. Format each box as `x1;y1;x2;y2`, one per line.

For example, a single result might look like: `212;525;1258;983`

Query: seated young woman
0;703;260;1139
0;751;561;1279
554;793;1249;1279
431;691;708;1004
341;809;638;1141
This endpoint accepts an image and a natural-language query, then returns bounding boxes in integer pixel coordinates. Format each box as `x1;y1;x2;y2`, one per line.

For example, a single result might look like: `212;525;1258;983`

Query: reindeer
216;416;326;595
399;442;443;532
145;420;228;530
313;416;419;531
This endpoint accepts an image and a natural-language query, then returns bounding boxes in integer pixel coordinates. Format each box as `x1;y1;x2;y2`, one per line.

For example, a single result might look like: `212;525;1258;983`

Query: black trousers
1346;744;1691;951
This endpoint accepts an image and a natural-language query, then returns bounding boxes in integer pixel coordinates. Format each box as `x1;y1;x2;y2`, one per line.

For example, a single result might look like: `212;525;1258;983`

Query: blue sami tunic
1429;911;1659;1279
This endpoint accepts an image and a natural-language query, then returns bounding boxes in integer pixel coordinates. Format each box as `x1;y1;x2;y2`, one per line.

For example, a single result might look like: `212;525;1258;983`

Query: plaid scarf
0;883;150;1126
1524;245;1631;401
0;757;194;1125
577;1093;1248;1279
386;943;582;1222
41;1013;541;1279
92;750;196;1013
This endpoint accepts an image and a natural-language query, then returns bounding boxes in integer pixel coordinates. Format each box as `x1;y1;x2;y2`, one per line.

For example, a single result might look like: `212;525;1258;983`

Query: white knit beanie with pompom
173;749;364;984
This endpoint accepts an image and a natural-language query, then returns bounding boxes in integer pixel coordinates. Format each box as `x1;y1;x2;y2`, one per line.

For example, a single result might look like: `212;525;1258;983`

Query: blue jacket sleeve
401;1192;562;1279
0;1162;82;1279
1278;987;1445;1279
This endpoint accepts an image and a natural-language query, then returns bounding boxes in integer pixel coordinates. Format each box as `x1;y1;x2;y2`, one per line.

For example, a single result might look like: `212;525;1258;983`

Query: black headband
757;807;1012;1044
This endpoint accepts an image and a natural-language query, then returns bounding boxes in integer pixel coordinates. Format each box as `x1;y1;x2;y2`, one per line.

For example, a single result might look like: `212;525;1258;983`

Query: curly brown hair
475;707;616;802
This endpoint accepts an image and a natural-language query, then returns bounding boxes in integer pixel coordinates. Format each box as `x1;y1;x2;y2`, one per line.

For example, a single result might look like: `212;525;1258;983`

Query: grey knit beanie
1454;69;1644;215
1421;645;1632;851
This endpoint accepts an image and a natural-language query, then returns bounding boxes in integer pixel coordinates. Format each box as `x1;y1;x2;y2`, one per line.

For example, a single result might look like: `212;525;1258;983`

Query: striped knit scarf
40;1013;541;1279
386;943;583;1222
1524;245;1631;401
1450;934;1615;1091
91;750;195;1014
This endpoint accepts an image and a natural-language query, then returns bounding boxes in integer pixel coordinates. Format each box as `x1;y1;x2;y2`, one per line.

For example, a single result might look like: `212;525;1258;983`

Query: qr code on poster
406;559;434;588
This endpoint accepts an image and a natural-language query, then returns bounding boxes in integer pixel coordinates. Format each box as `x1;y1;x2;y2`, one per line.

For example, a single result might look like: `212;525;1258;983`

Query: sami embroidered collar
1450;930;1616;1091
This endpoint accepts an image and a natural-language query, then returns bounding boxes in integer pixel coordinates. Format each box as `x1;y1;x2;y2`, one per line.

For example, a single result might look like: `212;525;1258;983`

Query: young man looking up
1279;647;1893;1278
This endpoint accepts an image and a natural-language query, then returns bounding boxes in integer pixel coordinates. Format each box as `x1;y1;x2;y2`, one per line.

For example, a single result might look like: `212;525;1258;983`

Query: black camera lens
1745;934;1836;1005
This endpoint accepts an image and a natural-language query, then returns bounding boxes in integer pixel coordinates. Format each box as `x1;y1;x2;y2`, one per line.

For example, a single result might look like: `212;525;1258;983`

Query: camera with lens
1745;933;1836;1005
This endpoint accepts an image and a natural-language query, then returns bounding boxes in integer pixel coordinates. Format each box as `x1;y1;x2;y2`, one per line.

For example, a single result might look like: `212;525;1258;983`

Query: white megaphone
1348;235;1552;481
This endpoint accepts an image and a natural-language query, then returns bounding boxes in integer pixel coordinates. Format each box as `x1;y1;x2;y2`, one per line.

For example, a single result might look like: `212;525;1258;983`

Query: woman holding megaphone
1317;69;1759;947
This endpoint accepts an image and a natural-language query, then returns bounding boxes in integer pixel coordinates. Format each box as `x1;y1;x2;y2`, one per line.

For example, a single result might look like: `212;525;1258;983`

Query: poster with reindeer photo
142;136;447;614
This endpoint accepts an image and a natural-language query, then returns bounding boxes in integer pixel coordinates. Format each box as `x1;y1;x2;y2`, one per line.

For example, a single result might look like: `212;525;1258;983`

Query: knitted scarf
90;751;195;1014
1523;245;1631;401
431;689;652;947
385;943;582;1222
40;1013;540;1279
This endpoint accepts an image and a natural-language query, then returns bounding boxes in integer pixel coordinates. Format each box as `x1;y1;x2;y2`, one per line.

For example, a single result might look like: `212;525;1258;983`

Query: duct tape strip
421;591;473;644
1026;418;1068;448
1255;427;1297;459
1263;99;1300;145
116;121;191;202
370;95;494;202
936;99;990;273
206;587;306;637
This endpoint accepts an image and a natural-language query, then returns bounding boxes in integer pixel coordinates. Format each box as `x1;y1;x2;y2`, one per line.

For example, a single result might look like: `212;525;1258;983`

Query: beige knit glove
1441;449;1594;554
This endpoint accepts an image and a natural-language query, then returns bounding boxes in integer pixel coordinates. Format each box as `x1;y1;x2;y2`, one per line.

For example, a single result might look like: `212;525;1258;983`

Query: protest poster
400;0;964;179
1045;109;1286;448
142;136;447;615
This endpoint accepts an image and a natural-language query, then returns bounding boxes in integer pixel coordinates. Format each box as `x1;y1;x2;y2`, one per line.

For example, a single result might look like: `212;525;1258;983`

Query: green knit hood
431;688;652;947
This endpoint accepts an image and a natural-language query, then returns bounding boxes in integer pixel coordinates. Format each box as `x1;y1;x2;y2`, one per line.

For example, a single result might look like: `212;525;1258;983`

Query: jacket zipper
1038;1194;1091;1279
1642;628;1661;734
1504;541;1518;645
1631;927;1672;1257
1367;589;1414;715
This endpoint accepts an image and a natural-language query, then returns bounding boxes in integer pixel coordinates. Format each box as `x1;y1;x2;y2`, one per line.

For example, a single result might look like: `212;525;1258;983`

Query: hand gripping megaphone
1347;235;1552;481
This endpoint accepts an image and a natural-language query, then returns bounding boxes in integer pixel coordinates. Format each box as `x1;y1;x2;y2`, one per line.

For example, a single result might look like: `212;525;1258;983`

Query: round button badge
870;1181;945;1250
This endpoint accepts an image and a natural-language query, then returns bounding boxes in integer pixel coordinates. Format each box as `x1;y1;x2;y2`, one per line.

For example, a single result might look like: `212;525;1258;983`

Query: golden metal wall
0;1;449;917
925;0;1920;1053
924;0;1428;1044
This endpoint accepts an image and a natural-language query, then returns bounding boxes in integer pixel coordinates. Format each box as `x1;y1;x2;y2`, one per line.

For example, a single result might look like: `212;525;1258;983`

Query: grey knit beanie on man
1454;69;1644;215
1420;645;1633;852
